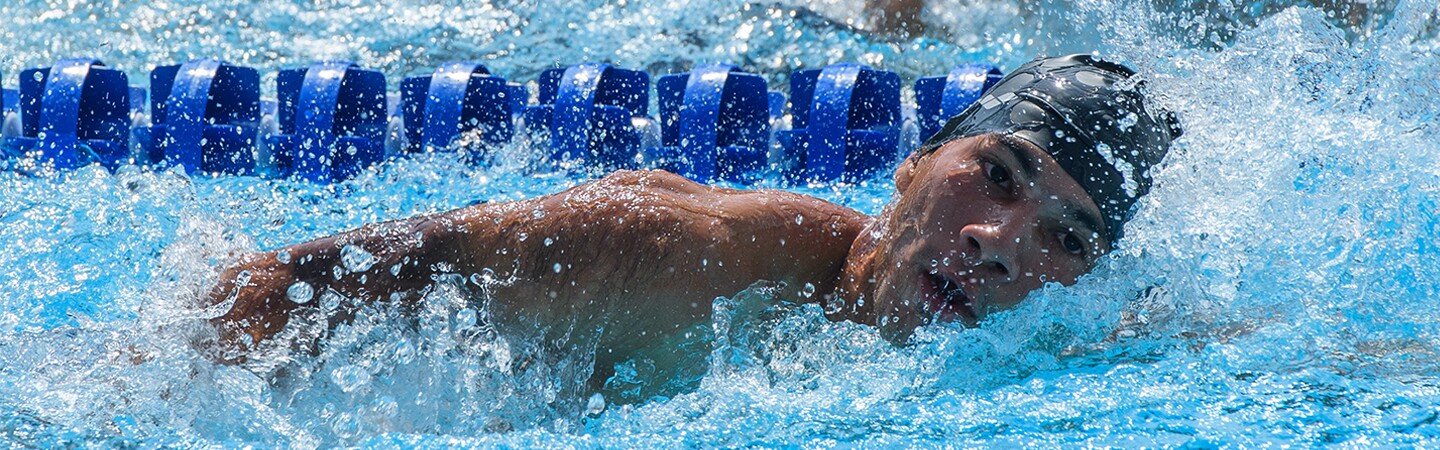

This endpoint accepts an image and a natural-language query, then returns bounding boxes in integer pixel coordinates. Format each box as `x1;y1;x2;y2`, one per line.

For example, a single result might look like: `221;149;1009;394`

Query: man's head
834;54;1181;341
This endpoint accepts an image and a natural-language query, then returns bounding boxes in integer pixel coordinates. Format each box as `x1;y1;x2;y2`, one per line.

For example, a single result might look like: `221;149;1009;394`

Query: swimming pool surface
2;0;1440;447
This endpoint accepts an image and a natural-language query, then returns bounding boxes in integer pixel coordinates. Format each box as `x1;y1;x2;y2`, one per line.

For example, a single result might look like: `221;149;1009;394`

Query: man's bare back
206;170;867;389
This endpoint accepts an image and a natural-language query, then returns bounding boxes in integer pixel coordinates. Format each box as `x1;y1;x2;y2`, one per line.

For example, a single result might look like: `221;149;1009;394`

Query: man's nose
959;215;1029;282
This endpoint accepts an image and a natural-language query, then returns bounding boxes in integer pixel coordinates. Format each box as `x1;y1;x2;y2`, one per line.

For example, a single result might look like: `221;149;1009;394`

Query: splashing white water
0;0;1437;447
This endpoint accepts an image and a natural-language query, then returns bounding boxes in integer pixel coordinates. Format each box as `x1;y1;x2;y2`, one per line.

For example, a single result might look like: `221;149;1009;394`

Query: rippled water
1;0;1438;447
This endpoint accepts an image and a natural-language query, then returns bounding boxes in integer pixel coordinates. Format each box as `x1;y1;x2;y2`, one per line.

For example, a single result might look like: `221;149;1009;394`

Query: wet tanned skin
206;170;868;384
833;134;1111;342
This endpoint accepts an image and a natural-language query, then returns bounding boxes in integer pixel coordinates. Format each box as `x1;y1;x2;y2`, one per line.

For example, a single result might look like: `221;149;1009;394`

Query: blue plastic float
522;63;649;169
265;61;387;182
776;63;902;183
650;63;772;183
4;58;133;170
0;56;1012;185
399;62;525;156
140;59;261;174
914;64;1003;142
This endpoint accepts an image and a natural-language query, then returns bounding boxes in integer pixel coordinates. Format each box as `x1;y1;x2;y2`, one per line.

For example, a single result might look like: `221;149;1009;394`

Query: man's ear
894;152;922;192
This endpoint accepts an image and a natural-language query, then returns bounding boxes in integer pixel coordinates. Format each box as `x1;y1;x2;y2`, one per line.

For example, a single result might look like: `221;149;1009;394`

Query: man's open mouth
919;271;978;324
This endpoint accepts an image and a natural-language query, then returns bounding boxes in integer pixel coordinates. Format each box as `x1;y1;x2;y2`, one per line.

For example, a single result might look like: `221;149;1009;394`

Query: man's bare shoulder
562;169;866;225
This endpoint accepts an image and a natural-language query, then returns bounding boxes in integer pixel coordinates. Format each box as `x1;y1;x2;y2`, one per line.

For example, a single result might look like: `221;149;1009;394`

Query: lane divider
0;59;1002;185
649;63;770;183
400;62;525;158
266;61;387;183
139;59;261;175
777;63;902;183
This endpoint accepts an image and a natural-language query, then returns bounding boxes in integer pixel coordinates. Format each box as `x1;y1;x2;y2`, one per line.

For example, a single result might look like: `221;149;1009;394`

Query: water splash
0;0;1437;447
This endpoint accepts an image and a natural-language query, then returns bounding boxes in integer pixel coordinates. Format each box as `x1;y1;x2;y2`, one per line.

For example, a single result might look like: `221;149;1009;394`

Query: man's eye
983;161;1012;186
1061;232;1086;255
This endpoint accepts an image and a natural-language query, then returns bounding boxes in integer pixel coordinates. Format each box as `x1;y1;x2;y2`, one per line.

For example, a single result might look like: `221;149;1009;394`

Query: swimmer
205;54;1180;394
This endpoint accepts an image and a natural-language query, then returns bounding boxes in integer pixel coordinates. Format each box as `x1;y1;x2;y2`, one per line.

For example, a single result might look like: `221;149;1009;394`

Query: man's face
849;133;1112;341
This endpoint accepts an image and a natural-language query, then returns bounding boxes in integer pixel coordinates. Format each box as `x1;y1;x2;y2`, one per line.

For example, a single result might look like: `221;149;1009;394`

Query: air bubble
340;245;375;272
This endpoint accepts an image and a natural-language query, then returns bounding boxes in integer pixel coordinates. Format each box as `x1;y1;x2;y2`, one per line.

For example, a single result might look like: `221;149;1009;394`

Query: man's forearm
205;211;474;358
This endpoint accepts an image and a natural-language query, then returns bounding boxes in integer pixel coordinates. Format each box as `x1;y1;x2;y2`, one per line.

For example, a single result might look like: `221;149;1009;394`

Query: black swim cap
917;54;1181;243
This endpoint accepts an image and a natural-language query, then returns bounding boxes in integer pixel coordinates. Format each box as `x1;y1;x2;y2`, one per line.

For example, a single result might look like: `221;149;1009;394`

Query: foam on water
1;0;1439;447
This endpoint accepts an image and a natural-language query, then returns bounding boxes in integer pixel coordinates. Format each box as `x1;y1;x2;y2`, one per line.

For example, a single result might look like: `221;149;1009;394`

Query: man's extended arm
203;170;867;363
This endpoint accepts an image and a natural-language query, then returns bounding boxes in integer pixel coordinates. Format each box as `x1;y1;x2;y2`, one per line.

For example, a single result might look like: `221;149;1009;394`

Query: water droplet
801;282;816;298
544;237;554;246
276;250;291;264
455;308;477;330
340;245;375;272
390;263;402;276
532;207;546;219
320;289;343;312
286;282;315;304
1117;112;1138;131
586;393;607;416
942;257;952;266
795;215;804;225
518;232;528;241
553;262;562;273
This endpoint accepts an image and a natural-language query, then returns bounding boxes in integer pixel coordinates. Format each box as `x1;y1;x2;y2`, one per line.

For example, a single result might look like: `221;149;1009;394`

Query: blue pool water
2;0;1440;447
